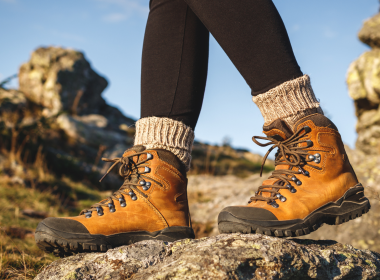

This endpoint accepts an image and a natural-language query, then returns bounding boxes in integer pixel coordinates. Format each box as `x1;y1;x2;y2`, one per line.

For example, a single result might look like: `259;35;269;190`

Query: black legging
141;0;303;130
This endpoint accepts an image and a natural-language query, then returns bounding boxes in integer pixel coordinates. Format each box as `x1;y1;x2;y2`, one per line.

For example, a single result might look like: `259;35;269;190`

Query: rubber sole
218;184;371;237
35;225;195;257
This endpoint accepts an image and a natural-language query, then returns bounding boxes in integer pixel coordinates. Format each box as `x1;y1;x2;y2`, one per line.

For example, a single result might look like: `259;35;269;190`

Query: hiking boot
35;146;194;257
218;113;370;237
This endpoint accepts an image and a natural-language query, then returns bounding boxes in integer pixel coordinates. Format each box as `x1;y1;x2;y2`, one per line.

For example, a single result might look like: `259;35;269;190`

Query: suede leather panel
249;117;359;221
263;129;287;141
263;119;293;138
68;196;168;235
143;151;190;227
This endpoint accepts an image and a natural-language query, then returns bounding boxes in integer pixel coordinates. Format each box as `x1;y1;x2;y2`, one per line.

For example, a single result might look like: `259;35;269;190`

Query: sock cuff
134;117;194;171
252;75;323;127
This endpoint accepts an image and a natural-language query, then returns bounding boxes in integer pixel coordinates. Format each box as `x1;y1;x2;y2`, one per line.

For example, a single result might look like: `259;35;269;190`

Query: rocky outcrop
347;12;380;192
18;47;134;127
0;47;135;188
35;234;380;280
359;13;380;48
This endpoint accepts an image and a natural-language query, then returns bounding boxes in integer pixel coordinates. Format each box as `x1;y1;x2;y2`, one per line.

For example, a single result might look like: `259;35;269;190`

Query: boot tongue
262;119;293;140
122;145;146;157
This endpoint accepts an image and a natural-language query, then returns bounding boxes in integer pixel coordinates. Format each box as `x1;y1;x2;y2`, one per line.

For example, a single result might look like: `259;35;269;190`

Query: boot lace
250;125;321;208
80;151;154;217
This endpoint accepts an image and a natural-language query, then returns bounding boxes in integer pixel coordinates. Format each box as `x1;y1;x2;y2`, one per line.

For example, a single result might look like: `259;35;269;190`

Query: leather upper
247;114;359;221
66;149;190;235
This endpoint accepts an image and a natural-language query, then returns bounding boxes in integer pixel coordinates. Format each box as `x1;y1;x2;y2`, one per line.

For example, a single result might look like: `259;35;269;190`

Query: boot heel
322;184;371;225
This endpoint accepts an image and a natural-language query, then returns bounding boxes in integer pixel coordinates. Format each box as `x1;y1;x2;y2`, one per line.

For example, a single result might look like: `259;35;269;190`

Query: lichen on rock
35;234;380;280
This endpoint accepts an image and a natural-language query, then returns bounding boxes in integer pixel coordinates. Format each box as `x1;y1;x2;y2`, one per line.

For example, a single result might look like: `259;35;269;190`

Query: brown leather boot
218;113;370;237
35;146;194;256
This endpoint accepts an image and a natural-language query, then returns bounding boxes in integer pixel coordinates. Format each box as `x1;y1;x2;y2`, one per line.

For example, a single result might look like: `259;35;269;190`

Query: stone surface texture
35;234;380;280
188;174;266;236
359;13;380;48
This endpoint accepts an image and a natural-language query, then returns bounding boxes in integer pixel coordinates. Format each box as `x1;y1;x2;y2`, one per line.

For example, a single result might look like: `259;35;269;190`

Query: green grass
0;175;104;279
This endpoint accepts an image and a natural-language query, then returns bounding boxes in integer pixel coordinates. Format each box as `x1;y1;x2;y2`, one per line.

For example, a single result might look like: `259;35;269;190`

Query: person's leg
171;0;369;236
136;0;209;170
35;0;209;256
183;0;322;128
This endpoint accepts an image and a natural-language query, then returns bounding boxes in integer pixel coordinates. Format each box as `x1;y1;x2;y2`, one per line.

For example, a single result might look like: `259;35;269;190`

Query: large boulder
347;13;380;156
19;47;107;116
346;12;380;192
18;46;134;128
35;234;380;280
359;13;380;48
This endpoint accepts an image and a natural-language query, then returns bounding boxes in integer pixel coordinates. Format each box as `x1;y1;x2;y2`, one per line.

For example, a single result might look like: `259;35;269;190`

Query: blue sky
0;0;378;155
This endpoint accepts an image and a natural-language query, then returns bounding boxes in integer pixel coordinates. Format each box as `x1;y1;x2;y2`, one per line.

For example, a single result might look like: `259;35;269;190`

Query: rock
18;46;135;128
74;114;108;128
0;88;27;112
19;47;107;116
347;50;380;104
347;13;380;157
35;234;380;280
188;174;266;236
359;13;380;48
56;114;133;148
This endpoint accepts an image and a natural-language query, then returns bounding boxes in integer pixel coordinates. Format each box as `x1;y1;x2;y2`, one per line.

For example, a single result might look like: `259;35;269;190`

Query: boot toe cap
218;206;278;222
37;217;89;234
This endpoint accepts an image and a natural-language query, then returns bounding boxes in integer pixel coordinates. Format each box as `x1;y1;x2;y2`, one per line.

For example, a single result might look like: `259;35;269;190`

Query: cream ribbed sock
134;117;194;171
252;75;323;129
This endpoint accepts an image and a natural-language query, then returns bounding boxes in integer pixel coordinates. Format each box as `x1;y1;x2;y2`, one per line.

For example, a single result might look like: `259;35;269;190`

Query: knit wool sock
134;117;194;171
252;75;323;129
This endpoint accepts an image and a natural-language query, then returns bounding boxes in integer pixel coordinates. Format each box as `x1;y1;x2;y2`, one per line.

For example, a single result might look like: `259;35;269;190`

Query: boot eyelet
108;203;116;213
128;191;134;196
131;196;137;201
143;182;151;191
96;207;103;216
304;170;310;176
269;201;279;208
308;155;315;161
146;153;153;160
139;180;146;185
306;140;313;147
296;180;302;186
291;176;297;181
303;126;311;133
119;197;126;207
276;193;287;202
85;211;92;218
287;184;297;193
144;167;150;173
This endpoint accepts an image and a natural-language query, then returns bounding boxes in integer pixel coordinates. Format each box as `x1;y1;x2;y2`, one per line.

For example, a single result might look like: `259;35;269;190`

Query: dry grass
0;230;57;280
0;175;103;279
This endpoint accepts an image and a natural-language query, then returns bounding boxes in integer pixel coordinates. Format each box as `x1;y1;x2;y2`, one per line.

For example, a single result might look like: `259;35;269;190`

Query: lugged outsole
218;184;371;238
35;226;195;258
